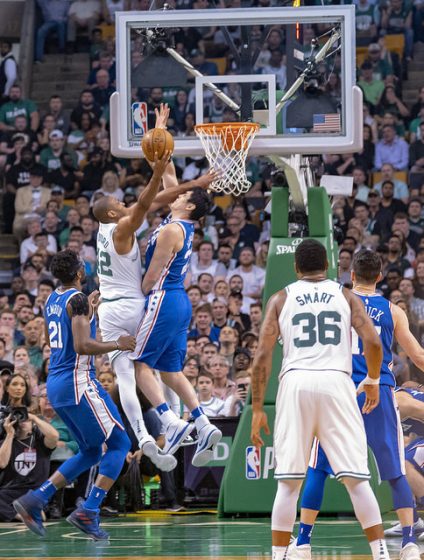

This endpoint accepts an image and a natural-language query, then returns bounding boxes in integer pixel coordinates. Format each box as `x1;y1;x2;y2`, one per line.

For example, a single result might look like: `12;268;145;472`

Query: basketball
141;128;174;161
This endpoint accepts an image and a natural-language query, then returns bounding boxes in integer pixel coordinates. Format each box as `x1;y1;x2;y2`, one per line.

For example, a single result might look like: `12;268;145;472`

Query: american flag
313;113;341;133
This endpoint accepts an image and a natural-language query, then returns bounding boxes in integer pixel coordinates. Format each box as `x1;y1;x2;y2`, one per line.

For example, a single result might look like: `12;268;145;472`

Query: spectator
392;212;421;252
68;226;96;265
0;376;58;522
222;371;251;417
67;0;102;52
214;279;230;300
95;170;124;200
20;218;57;264
186;285;202;310
80;147;115;192
364;43;393;80
338;249;353;285
232;347;252;376
230;247;265;301
380;0;414;60
188;303;220;343
228;274;255;314
218;325;238;364
23;320;43;370
41;95;70;134
407;198;424;236
0;41;18;101
217;243;236;273
35;0;70;63
199;343;219;368
373;162;409;203
197;273;214;303
70;90;102;130
0;84;39;132
88;51;115;86
40;130;77;171
386;234;413;275
211;298;229;329
357;61;385;109
195;371;225;417
13;166;51;240
183;357;200;387
409;121;424;175
249;303;262;336
209;355;235;400
21;264;41;298
91;69;115;110
375;124;409;171
399;278;424;323
0;326;13;362
47;152;80;198
190;241;227;283
378;180;407;228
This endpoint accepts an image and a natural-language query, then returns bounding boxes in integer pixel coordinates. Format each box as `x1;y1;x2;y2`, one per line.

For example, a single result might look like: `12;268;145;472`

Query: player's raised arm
343;288;382;413
114;151;171;242
69;293;135;355
392;303;424;371
250;291;285;448
141;223;183;295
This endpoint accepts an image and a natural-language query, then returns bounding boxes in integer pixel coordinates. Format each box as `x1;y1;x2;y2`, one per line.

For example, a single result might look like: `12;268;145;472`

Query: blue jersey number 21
48;321;63;349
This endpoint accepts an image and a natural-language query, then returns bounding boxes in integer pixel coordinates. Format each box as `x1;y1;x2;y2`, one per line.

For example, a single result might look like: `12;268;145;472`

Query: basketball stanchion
194;122;260;196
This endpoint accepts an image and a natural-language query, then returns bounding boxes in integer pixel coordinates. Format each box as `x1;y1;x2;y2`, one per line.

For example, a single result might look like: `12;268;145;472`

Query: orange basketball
141;128;174;161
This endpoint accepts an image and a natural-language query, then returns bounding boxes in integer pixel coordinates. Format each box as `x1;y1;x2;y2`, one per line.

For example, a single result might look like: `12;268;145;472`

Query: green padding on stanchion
270;187;289;238
308;187;333;237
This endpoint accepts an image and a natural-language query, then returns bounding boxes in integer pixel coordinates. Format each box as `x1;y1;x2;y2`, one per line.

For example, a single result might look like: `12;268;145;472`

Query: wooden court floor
0;513;421;559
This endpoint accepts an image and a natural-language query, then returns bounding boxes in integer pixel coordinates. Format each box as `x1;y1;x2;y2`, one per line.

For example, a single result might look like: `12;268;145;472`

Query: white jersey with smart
97;222;143;301
279;279;352;377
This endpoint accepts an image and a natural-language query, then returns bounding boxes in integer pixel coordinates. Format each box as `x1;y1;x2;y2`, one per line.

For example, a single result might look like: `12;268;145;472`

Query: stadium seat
372;170;408;185
206;57;227;75
384;34;405;60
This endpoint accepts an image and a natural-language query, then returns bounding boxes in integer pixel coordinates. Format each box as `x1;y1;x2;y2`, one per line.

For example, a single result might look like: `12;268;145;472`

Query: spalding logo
276;238;303;255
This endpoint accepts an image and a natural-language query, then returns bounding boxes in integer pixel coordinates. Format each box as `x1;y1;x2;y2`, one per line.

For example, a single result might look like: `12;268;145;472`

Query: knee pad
301;467;329;511
99;426;131;480
388;475;414;510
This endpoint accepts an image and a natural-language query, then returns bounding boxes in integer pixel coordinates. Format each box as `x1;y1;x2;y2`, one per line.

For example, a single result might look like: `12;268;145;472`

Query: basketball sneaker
384;518;424;537
13;490;46;537
163;419;194;455
140;435;177;472
288;544;312;560
399;543;421;560
67;506;109;541
192;424;222;467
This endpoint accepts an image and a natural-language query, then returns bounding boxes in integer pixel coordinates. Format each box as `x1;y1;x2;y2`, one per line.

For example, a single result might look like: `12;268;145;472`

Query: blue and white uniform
311;292;405;481
45;289;124;447
400;388;424;476
130;217;194;372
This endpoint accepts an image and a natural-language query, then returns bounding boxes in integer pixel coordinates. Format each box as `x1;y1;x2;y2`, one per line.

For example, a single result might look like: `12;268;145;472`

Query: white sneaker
399;543;421;560
140;436;177;472
385;519;424;537
288;544;312;560
192;424;222;467
162;419;194;455
417;531;424;542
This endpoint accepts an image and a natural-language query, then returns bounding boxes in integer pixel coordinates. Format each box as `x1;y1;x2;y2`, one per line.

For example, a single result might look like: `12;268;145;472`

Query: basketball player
387;386;424;540
251;239;391;560
130;187;223;467
93;110;217;470
291;249;423;560
14;249;135;540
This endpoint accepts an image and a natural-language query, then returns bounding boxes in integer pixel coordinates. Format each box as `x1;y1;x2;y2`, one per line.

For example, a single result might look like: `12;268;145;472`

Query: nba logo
246;446;261;480
132;102;148;136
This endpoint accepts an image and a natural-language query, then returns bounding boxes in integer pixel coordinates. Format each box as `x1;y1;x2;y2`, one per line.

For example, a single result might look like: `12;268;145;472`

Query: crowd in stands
0;0;423;518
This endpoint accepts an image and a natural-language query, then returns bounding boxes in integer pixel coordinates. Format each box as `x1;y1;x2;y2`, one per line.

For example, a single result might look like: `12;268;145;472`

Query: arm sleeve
4;60;17;96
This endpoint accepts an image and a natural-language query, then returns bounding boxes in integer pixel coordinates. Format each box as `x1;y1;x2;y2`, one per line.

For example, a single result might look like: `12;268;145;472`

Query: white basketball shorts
274;369;370;481
98;297;145;363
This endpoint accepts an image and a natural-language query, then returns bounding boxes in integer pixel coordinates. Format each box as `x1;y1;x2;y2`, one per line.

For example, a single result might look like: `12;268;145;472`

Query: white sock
369;539;390;560
194;414;210;431
113;353;149;441
159;378;181;417
160;409;179;428
272;545;288;560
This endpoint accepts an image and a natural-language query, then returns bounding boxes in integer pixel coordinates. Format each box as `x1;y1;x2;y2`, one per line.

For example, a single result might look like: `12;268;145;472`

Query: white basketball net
194;122;260;196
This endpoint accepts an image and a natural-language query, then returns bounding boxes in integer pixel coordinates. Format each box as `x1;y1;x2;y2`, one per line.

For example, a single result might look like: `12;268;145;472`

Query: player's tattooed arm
250;291;285;448
69;293;136;355
392;303;424;371
251;291;285;410
343;288;382;381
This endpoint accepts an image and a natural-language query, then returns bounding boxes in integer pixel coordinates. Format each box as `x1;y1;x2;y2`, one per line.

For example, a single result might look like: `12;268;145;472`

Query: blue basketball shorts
54;379;125;450
405;438;424;476
310;384;405;481
130;289;192;372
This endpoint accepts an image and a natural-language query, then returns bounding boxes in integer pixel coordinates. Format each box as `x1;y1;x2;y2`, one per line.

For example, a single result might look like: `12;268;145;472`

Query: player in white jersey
93;105;216;471
250;239;391;560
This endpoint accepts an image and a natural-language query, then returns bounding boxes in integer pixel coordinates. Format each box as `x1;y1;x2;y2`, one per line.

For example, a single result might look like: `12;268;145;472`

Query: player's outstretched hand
251;409;270;449
155;103;170;129
117;334;136;352
360;384;380;414
195;169;220;189
152;150;172;176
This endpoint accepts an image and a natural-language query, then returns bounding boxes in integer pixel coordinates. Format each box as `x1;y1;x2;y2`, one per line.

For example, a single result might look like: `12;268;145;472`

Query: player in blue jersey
291;249;424;560
13;249;135;541
390;386;424;539
130;188;223;467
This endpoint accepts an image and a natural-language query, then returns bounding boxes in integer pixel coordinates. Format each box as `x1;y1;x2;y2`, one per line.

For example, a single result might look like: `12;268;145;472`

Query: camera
237;383;247;392
0;405;28;438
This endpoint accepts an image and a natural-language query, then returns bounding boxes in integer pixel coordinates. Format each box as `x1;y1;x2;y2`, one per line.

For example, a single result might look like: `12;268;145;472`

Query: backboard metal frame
110;6;362;159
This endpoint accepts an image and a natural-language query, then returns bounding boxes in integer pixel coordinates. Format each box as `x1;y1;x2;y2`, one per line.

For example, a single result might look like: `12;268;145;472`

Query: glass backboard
110;6;362;158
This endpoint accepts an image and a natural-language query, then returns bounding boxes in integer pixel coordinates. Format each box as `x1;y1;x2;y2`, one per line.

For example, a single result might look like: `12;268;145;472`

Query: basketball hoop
194;122;260;196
